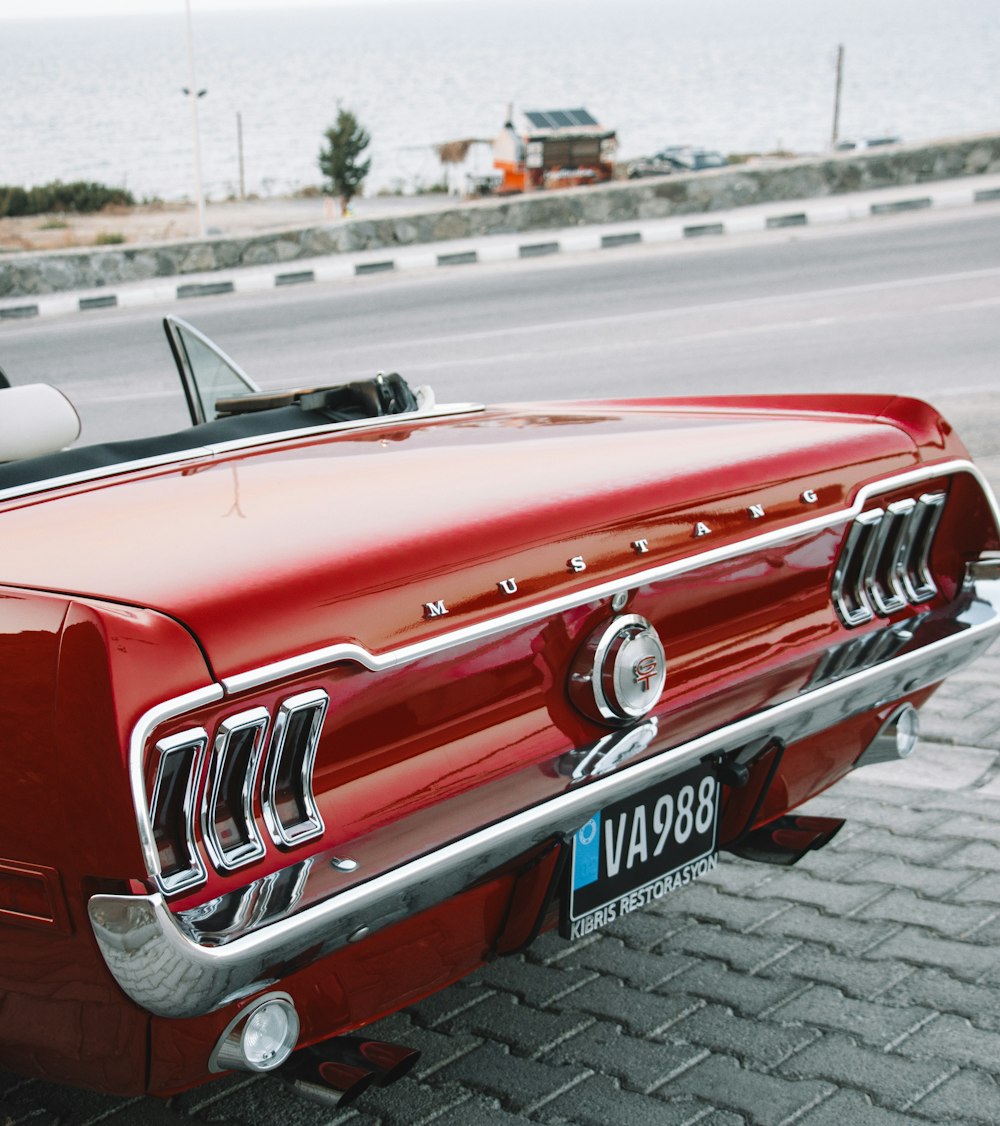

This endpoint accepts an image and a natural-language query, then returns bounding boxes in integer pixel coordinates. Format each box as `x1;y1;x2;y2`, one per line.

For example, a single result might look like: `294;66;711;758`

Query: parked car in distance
627;145;729;178
834;136;901;151
1;316;999;1110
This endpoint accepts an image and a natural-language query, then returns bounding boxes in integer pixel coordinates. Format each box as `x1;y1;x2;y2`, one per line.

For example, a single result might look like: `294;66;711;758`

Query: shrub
0;181;135;218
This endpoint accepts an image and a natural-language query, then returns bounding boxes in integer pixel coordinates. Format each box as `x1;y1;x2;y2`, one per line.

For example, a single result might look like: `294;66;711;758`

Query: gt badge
569;614;667;725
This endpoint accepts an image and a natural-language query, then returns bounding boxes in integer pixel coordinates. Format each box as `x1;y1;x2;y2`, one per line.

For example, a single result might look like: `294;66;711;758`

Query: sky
0;0;471;16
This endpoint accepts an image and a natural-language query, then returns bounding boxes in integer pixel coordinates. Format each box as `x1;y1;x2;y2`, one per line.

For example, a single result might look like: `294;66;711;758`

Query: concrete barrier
2;133;999;300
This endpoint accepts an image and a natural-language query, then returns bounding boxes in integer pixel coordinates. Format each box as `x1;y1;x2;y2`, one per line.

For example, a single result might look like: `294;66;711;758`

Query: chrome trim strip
91;574;1000;1018
222;460;998;694
0;404;485;504
202;708;270;874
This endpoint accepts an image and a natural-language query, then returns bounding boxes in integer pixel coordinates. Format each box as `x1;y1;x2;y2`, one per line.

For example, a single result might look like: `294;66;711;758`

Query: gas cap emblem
569;614;667;725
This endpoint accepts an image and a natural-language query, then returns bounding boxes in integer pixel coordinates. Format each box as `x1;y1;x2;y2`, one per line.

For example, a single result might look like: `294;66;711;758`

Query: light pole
183;0;207;237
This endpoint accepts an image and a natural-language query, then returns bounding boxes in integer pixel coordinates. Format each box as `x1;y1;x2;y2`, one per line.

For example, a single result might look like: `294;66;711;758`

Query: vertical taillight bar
832;509;883;626
261;690;329;848
900;492;946;603
202;708;269;872
149;729;208;895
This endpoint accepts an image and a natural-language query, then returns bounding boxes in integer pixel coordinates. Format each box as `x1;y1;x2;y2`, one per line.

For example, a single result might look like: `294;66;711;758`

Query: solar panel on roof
524;108;600;130
568;108;598;126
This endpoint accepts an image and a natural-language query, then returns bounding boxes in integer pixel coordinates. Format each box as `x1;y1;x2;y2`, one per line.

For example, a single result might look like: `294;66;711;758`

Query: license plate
561;761;720;940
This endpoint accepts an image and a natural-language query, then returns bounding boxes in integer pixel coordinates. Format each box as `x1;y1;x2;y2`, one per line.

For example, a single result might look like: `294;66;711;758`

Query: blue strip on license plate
562;760;720;940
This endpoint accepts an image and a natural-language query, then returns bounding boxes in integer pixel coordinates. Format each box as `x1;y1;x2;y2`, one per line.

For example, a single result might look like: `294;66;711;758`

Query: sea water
0;0;996;201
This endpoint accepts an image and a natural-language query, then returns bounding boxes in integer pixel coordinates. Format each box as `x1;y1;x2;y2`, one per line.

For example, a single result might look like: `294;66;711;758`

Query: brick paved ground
3;426;998;1126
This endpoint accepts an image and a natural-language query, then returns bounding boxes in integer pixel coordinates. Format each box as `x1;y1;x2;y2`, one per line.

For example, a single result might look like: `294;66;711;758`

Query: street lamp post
183;0;207;237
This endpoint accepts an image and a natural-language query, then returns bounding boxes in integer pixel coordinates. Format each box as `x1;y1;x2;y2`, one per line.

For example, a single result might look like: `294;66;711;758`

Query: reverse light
211;993;300;1073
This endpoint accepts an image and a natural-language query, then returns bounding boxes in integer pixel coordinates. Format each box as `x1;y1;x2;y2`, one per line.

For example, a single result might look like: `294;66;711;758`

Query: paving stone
750;904;898;955
419;1092;536;1125
667;923;801;974
358;1078;482;1126
777;1033;954;1108
558;936;695;989
939;841;1000;873
863;926;999;981
907;1067;1000;1124
896;1014;1000;1074
0;1078;135;1124
698;857;774;896
649;882;799;932
756;944;914;1000
663;1001;819;1067
545;1024;707;1094
836;854;972;897
803;791;952;831
933;812;1000;844
670;1054;834;1126
431;1043;588;1113
445;993;592;1056
97;1101;200;1126
551;975;702;1037
949;873;1000;906
857;888;997;938
601;908;692;950
833;827;960;865
541;1073;723;1126
768;984;935;1047
794;1087;957;1126
745;871;888;915
184;1072;377;1125
876;967;1000;1029
666;961;803;1016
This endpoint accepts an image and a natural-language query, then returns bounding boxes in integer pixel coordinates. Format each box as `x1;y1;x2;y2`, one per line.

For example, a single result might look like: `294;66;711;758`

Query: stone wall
3;133;999;299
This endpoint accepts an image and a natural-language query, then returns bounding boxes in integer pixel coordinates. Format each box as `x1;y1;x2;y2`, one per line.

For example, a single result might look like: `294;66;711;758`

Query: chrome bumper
89;575;1000;1020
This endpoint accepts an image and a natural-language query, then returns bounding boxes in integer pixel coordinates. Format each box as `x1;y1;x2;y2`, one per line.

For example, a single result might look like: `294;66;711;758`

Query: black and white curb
3;182;1000;322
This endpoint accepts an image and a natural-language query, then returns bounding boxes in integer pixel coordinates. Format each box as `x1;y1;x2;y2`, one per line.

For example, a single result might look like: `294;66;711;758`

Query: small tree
318;108;372;216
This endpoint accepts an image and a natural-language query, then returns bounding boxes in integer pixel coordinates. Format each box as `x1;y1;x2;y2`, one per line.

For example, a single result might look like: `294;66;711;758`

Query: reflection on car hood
0;401;921;680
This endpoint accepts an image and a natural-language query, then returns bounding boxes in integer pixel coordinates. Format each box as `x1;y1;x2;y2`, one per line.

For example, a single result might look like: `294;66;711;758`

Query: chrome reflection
179;859;313;947
832;490;947;628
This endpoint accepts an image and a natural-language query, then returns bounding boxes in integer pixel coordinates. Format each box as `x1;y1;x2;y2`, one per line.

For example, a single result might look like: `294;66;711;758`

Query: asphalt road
2;203;1000;1126
1;204;999;457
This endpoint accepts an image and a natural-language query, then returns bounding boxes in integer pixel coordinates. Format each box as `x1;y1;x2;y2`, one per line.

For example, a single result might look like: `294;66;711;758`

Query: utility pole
183;0;207;236
237;111;246;199
831;44;844;149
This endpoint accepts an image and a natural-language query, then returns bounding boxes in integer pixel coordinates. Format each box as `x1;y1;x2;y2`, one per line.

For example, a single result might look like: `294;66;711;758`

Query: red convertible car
0;318;997;1107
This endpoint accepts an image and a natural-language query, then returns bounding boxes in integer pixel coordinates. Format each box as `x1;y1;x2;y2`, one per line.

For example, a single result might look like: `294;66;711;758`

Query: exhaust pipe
279;1052;375;1108
854;703;920;769
279;1037;420;1107
314;1036;421;1086
728;814;845;866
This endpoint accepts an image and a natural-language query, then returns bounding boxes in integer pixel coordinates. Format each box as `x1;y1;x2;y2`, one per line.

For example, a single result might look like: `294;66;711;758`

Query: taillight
261;690;328;848
145;689;330;894
832;491;947;628
149;729;207;895
202;708;269;872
